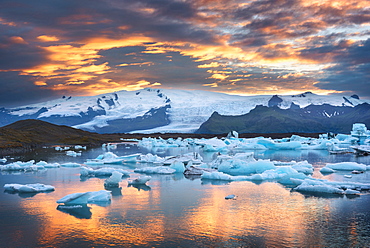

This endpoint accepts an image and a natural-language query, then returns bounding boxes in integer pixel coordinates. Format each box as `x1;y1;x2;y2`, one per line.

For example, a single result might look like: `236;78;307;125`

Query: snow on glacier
8;88;370;133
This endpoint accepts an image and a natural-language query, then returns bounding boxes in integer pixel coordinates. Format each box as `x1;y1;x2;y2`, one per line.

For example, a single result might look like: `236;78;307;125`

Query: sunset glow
0;0;369;106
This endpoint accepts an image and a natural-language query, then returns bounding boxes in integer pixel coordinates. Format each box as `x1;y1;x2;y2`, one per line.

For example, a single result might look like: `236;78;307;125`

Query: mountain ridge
196;103;370;134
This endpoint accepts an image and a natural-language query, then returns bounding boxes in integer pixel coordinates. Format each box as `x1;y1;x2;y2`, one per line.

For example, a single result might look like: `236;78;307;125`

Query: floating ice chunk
344;175;352;178
320;167;335;174
137;153;165;163
4;183;55;193
134;166;176;174
344;189;360;195
201;171;233;181
257;139;302;150
104;171;123;188
201;171;249;181
162;152;203;165
292;178;370;195
0;158;7;163
293;180;345;195
74;145;87;150
184;164;216;175
218;159;276;176
291;161;314;174
0;160;41;171
80;167;130;177
128;176;151;185
60;162;81;167
325;162;367;171
169;161;185;173
249;166;298;181
300;140;332;150
225;194;237;200
57;190;112;205
66;151;82;157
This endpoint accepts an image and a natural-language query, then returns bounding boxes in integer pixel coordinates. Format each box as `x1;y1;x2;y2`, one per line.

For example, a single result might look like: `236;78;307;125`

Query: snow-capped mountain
1;89;369;133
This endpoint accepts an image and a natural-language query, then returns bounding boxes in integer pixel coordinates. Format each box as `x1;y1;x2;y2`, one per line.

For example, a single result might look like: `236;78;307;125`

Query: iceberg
66;151;82;157
201;171;250;181
4;183;55;193
218;159;276;176
85;152;140;165
80;167;130;177
169;161;185;173
257;139;302;150
293;180;345;195
134;166;176;174
104;171;123;188
57;190;112;205
137;153;165;163
324;162;367;171
0;158;7;163
225;194;237;200
292;178;370;195
60;162;81;167
128;176;152;185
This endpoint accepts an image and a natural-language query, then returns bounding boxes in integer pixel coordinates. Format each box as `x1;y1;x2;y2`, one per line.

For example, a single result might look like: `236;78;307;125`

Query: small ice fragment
344;175;352;178
225;194;237;200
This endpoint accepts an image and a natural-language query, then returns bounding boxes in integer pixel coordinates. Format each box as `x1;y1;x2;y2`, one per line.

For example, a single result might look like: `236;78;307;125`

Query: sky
0;0;369;107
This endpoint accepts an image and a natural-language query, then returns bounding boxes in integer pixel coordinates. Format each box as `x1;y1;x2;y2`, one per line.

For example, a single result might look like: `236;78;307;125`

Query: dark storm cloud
0;36;49;70
316;38;370;96
0;72;58;107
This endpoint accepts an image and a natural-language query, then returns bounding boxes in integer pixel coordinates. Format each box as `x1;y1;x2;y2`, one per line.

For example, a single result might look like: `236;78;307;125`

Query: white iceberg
293;179;345;195
324;162;367;171
134;166;176;174
80;167;130;177
104;171;123;188
57;190;112;205
60;162;81;167
4;183;55;193
128;176;152;185
218;159;276;176
66;151;82;157
292;178;370;195
0;158;7;163
201;171;249;181
320;167;335;174
225;194;237;200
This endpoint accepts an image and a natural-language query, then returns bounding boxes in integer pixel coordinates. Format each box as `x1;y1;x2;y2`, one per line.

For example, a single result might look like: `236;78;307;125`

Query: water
1;144;370;247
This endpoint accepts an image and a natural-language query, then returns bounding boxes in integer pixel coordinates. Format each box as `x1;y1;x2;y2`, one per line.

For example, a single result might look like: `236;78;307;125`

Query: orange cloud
37;35;59;42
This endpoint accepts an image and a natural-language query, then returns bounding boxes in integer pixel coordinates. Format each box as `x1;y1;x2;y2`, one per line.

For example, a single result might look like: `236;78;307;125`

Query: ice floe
57;190;112;205
0;160;60;172
80;167;130;177
4;183;55;193
128;176;151;185
134;166;176;174
104;171;123;188
322;162;367;171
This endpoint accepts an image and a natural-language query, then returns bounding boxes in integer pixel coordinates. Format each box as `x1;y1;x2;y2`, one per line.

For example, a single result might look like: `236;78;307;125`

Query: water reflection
1;145;370;247
56;205;92;219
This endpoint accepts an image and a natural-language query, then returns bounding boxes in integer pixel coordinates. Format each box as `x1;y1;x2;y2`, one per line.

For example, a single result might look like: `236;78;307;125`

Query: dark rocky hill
196;103;370;134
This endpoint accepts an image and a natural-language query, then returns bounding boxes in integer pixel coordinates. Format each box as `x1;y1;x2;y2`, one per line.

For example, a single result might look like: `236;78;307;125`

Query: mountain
0;89;369;134
196;103;370;134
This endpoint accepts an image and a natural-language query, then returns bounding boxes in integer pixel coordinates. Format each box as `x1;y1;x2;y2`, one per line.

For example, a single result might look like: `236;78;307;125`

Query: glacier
3;88;369;133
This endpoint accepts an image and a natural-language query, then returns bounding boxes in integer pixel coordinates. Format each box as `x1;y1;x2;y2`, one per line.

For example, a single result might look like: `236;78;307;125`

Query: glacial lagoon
1;143;370;248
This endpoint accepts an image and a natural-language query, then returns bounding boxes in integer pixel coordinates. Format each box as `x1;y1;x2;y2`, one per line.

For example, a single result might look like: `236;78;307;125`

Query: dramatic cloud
0;0;369;107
